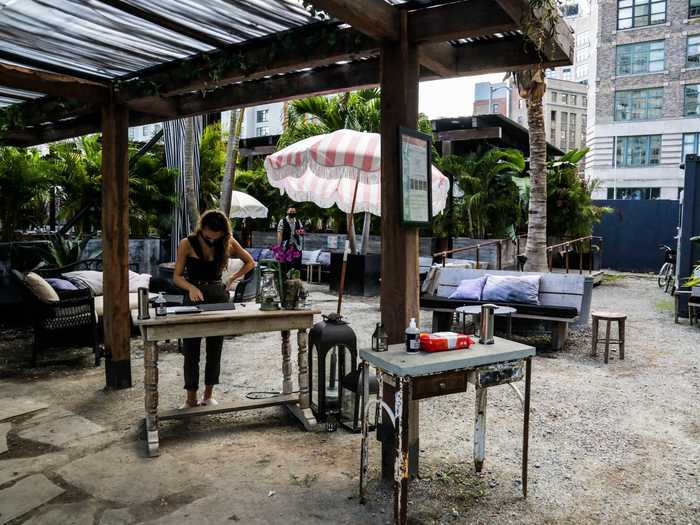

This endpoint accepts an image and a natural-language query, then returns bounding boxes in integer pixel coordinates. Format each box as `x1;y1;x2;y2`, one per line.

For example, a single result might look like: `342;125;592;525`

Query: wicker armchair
11;270;101;367
36;258;139;279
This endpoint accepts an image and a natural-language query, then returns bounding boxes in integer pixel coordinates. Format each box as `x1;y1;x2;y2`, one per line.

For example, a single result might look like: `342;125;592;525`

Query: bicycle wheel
658;262;670;288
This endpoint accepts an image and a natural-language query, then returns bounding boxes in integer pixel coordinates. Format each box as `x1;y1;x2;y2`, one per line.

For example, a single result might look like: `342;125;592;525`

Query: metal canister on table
137;287;150;320
479;304;496;345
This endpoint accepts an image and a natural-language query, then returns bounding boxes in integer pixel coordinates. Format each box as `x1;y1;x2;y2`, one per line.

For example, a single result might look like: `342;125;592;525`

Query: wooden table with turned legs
132;306;320;457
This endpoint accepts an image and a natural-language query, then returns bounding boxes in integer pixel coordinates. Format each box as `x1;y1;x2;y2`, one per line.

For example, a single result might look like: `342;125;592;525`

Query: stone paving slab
99;508;136;525
0;398;48;422
0;474;64;525
0;453;70;485
56;443;210;505
22;501;100;525
18;412;106;448
0;423;9;454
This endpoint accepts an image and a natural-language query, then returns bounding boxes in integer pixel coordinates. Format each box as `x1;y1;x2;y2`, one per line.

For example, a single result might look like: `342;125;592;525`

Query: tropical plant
436;147;526;239
129;153;178;237
0;146;51;241
515;148;611;240
199;122;226;211
183;117;199;227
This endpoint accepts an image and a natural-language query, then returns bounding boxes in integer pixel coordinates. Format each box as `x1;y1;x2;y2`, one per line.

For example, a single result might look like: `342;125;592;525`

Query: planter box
329;253;380;297
552;249;601;272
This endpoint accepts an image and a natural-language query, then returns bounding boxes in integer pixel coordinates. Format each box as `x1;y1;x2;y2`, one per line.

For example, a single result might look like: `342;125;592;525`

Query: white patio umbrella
228;190;268;218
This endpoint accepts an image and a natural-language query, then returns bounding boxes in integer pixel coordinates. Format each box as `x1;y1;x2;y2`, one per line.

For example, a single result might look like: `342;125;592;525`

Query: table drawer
469;360;524;388
412;371;467;400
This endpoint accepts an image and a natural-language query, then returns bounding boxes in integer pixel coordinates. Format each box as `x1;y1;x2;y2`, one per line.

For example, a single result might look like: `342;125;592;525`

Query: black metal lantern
371;322;388;352
308;313;357;428
339;364;378;433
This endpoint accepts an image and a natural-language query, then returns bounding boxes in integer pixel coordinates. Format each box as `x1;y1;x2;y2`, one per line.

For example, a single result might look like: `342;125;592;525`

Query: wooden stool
591;311;626;364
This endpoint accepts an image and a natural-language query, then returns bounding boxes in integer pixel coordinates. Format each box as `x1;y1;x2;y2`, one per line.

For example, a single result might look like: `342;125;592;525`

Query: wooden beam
419;42;457;77
455;36;569;75
436;127;503;141
407;0;517;43
117;23;376;100
493;0;574;63
101;100;132;389
0;62;108;101
309;0;399;40
0;50;111;84
92;0;228;48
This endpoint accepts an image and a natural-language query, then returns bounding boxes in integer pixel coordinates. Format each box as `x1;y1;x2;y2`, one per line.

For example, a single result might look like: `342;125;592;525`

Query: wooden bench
420;268;587;350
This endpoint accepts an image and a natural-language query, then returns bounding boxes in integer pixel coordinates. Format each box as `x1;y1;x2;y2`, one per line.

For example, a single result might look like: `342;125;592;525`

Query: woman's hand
225;277;239;292
188;287;204;302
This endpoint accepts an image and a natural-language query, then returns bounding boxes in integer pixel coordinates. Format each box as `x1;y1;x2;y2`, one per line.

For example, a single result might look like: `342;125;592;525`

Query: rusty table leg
359;360;371;504
522;357;532;498
394;377;410;525
144;340;160;457
473;385;487;473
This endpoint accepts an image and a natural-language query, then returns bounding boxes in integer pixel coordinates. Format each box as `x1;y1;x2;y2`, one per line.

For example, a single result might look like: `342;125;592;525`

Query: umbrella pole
337;177;361;315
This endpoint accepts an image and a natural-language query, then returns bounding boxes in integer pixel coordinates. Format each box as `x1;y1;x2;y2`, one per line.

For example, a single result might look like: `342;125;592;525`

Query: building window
256;126;270;137
691;0;700;18
492;103;499;113
684;84;700;116
683;133;700;160
551;91;557;102
581;114;587;146
561;93;569;104
688;35;700;67
576;64;589;80
617;0;666;29
569;113;577;147
560;112;568;151
128;128;135;141
615;135;662;166
608;187;661;199
582;95;588;107
616;40;665;75
551;110;557;121
614;88;664;120
256;109;269;124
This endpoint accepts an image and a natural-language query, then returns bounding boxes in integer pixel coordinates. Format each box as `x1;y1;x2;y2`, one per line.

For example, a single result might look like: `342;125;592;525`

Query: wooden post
380;12;419;344
102;101;132;389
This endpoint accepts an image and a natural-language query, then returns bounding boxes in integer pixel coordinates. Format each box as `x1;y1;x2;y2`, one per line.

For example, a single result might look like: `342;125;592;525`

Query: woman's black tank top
185;235;222;282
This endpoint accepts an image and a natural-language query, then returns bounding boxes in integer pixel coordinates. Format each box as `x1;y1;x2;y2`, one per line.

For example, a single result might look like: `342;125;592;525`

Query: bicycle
657;244;676;294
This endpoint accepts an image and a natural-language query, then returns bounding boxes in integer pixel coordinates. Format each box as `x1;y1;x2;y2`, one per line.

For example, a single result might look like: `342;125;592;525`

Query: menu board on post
398;127;432;226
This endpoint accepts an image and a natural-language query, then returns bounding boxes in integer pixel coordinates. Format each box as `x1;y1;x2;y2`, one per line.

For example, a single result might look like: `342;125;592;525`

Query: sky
418;73;507;120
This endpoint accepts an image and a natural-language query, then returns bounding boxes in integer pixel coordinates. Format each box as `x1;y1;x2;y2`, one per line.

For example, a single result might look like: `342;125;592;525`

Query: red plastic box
419;332;474;352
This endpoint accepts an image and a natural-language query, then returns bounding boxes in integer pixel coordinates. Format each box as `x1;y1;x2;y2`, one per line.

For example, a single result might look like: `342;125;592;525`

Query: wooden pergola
0;0;573;389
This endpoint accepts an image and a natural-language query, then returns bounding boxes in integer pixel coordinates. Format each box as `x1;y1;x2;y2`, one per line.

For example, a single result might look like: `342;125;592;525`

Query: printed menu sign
399;128;432;225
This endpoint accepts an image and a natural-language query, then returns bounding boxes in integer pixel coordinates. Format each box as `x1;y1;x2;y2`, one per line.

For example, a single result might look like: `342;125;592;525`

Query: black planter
552;249;601;271
329;253;381;297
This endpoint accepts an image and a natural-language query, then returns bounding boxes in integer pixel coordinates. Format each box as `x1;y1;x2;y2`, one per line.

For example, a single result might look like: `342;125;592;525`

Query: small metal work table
455;305;517;338
358;338;535;525
305;262;323;283
133;306;321;457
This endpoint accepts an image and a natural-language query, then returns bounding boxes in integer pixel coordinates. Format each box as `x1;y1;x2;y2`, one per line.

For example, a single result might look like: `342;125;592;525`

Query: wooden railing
546;235;603;274
433;239;508;269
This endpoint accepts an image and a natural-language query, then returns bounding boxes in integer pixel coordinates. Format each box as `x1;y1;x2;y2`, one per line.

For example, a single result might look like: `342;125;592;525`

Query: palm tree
220;108;245;216
513;68;548;271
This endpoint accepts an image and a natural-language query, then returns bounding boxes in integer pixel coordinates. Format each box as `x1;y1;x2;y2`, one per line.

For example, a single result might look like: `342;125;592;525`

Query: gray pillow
482;275;541;305
448;276;487;300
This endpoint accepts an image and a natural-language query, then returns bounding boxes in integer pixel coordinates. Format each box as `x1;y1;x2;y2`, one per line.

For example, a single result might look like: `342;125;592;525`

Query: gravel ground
0;273;698;524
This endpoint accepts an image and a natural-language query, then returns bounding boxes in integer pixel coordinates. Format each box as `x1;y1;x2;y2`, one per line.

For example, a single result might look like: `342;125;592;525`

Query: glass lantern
339;362;378;433
371;322;389;352
256;266;281;311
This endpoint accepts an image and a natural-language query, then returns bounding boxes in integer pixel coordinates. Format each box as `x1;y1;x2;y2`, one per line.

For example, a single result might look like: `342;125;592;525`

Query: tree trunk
183;117;200;228
524;77;548;272
360;211;371;255
220;109;245;216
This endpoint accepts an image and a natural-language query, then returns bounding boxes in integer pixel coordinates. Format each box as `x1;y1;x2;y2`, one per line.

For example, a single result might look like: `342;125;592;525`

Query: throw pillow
481;275;541;304
24;272;60;302
45;278;78;291
448;276;487;300
317;252;331;266
63;270;103;295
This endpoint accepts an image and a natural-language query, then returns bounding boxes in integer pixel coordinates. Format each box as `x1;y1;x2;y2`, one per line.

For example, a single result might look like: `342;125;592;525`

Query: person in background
277;206;304;271
173;210;255;409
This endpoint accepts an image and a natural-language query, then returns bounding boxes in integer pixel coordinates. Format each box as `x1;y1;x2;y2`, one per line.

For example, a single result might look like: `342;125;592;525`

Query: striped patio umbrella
264;129;449;216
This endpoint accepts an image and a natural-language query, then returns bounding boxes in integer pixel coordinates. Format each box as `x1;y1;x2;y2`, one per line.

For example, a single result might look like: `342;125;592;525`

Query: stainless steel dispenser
137;287;150;320
479;304;496;344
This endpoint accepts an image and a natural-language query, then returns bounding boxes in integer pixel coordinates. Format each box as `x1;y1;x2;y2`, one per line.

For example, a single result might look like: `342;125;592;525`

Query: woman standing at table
173;209;256;408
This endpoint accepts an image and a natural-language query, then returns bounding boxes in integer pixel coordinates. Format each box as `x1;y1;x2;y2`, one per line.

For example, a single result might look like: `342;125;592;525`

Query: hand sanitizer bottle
405;318;420;353
155;292;167;317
